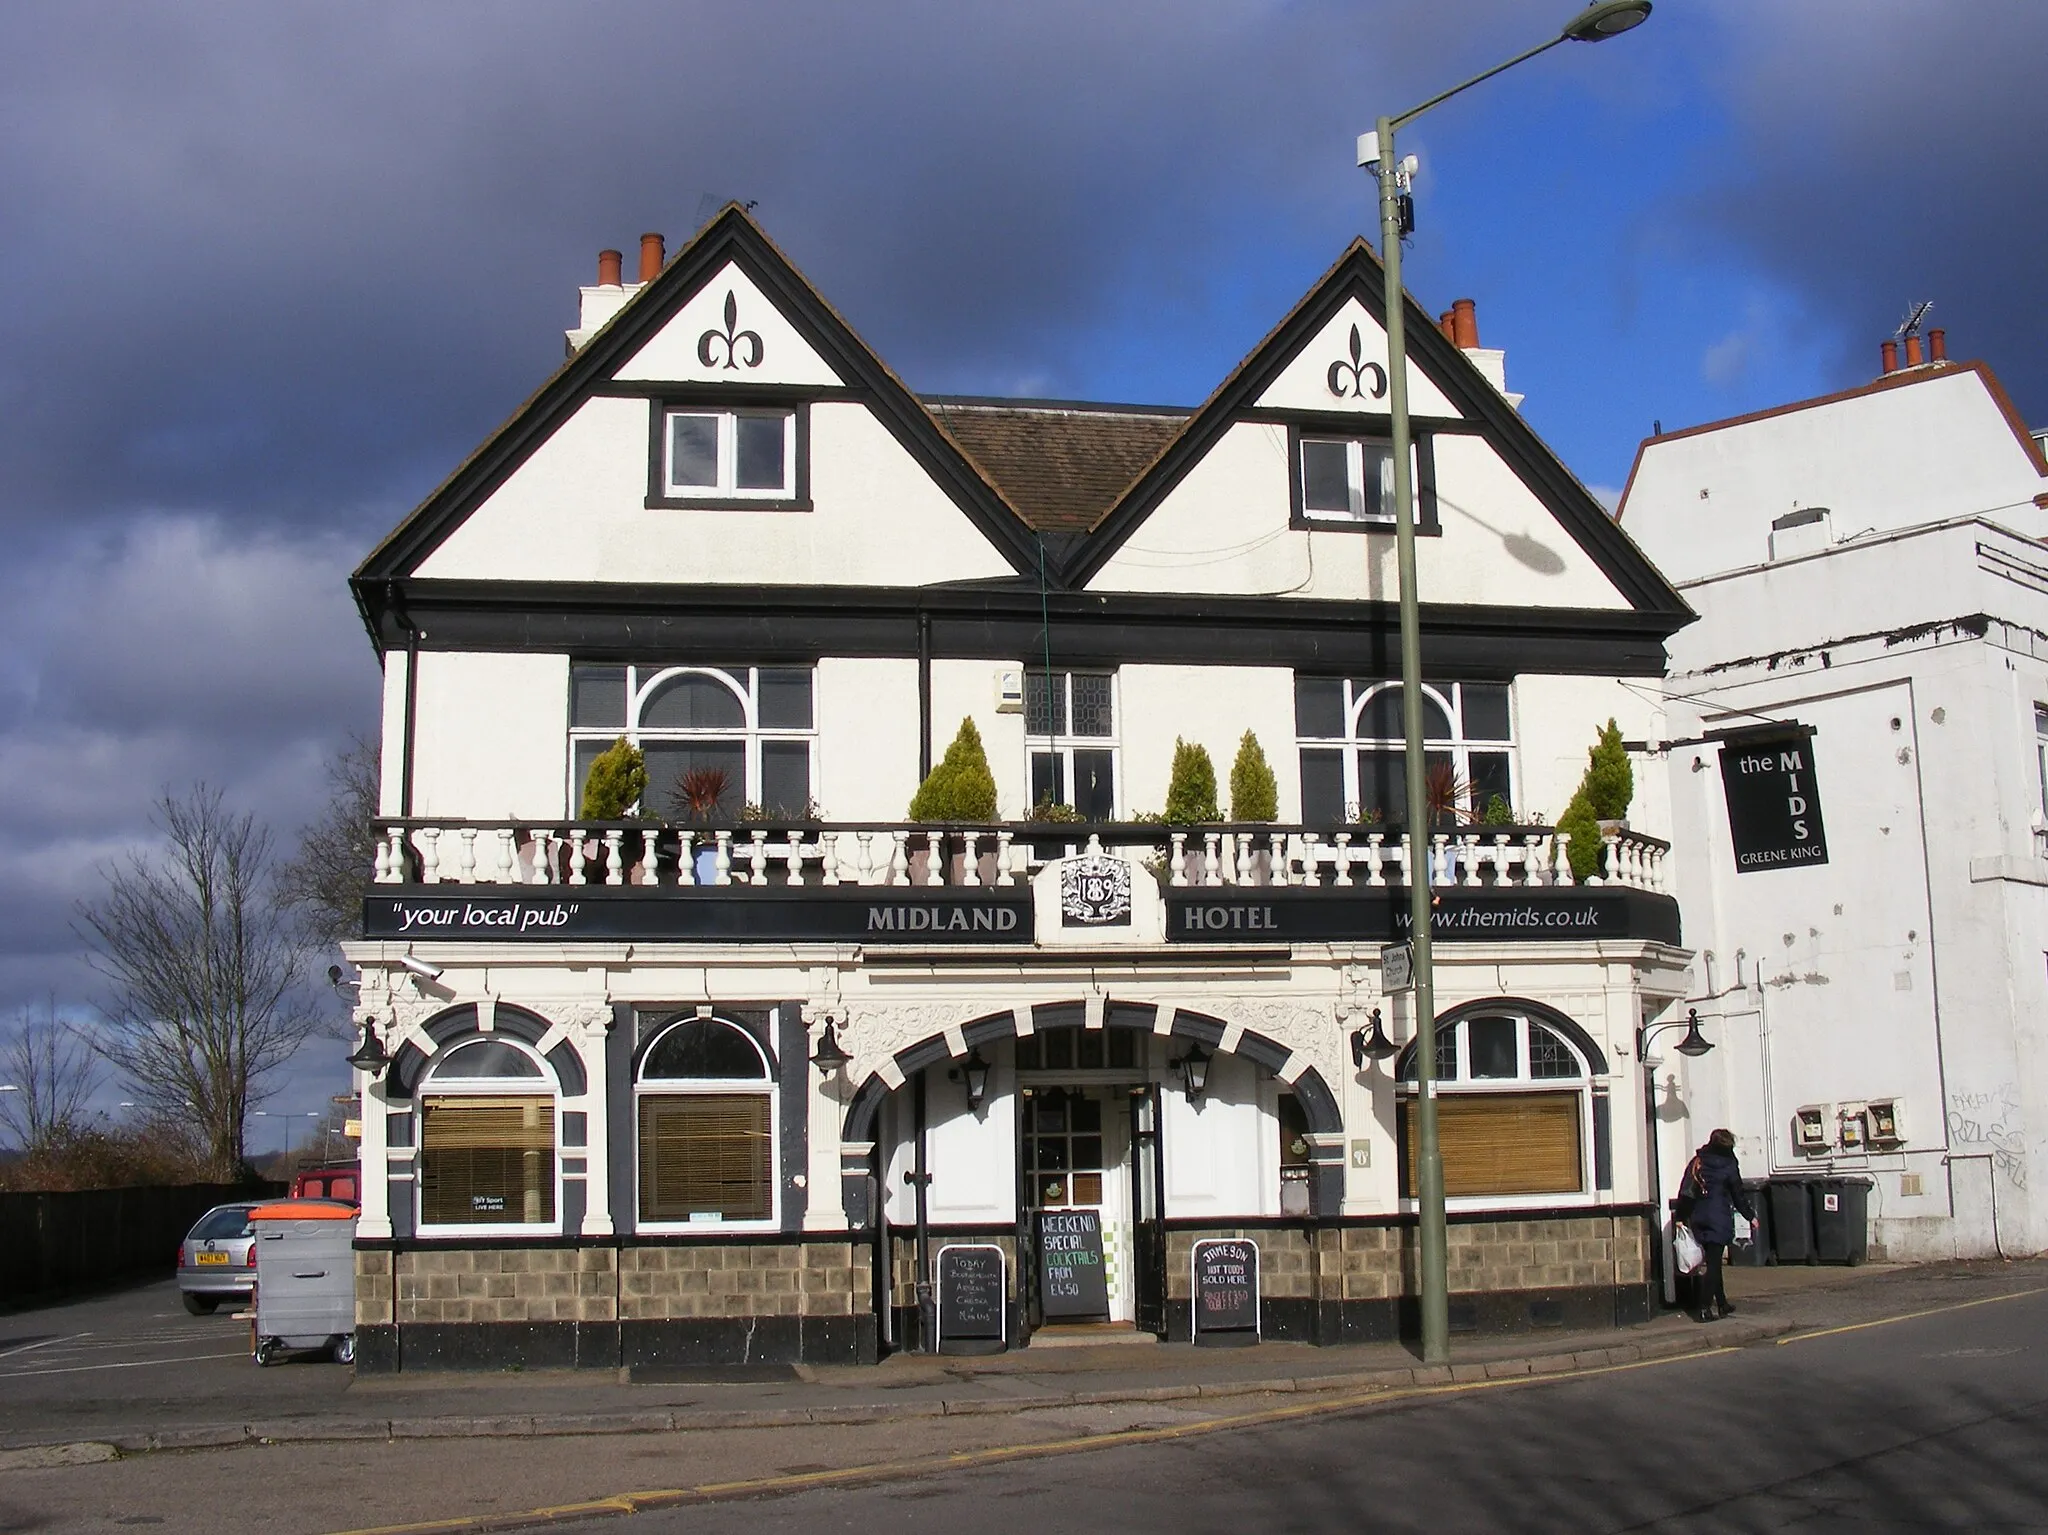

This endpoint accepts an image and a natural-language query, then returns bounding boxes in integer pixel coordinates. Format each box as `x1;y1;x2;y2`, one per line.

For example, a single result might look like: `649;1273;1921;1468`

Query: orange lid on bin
247;1200;358;1221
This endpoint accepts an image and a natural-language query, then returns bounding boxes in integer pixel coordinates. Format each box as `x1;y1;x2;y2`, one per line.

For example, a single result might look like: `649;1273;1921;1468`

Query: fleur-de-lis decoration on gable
697;290;765;370
1326;324;1388;401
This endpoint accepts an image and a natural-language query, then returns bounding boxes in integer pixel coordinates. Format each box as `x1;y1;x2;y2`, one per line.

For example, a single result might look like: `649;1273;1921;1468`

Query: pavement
2;1256;2037;1465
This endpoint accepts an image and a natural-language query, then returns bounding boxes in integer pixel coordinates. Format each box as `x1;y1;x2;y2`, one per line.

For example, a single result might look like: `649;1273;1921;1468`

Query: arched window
418;1038;557;1231
1397;1008;1594;1202
636;1018;776;1228
1294;677;1515;825
568;664;815;822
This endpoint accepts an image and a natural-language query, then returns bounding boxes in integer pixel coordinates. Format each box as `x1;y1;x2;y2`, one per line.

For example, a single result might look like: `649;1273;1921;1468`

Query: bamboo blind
639;1094;773;1222
419;1096;555;1224
1400;1091;1583;1197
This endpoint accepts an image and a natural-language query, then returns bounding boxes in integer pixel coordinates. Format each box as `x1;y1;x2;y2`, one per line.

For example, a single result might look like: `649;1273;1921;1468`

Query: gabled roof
1062;239;1690;621
923;398;1188;534
353;206;1045;589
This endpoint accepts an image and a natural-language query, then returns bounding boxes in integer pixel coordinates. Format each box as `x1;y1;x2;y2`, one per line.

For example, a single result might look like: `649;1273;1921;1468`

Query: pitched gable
1068;241;1688;625
354;207;1040;595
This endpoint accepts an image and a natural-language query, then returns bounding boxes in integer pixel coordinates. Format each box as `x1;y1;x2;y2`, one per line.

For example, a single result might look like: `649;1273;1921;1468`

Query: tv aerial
1894;300;1933;340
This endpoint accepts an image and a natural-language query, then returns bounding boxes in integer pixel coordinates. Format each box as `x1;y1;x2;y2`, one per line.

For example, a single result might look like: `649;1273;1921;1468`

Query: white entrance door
1023;1086;1134;1323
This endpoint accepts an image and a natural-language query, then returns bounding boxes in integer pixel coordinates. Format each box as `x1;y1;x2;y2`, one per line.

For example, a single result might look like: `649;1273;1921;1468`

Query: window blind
419;1097;555;1225
639;1094;772;1222
1399;1091;1583;1198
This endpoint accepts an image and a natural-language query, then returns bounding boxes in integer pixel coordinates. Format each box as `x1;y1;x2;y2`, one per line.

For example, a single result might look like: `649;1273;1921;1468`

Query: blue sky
0;0;2041;1122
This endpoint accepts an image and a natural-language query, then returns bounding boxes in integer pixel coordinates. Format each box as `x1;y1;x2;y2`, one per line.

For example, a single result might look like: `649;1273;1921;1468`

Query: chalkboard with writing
1036;1210;1110;1320
938;1244;1008;1355
1191;1238;1260;1346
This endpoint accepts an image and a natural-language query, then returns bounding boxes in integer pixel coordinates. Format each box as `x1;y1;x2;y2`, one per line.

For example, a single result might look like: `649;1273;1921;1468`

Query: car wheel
183;1292;218;1316
333;1335;355;1366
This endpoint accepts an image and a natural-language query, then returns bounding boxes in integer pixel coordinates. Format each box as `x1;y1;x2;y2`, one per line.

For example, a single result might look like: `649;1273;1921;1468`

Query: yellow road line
324;1347;1741;1535
1772;1283;2048;1346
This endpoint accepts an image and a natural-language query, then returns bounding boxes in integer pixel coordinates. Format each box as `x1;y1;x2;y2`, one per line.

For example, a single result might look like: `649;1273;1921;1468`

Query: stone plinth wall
353;1238;874;1372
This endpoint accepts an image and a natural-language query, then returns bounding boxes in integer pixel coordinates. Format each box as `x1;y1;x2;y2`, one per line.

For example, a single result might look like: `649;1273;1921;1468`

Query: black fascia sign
1717;726;1829;873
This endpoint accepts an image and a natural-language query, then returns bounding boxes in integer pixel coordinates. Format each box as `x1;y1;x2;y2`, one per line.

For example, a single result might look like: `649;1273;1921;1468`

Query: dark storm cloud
1695;0;2048;422
0;1;1538;539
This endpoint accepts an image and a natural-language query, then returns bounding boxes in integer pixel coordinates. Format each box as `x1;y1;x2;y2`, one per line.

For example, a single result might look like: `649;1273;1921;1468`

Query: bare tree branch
276;733;381;953
0;999;102;1154
76;784;322;1178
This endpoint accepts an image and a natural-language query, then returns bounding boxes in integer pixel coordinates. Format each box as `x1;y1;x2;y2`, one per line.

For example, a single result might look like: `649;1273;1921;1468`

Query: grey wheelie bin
1767;1178;1817;1263
249;1199;358;1365
1810;1178;1871;1264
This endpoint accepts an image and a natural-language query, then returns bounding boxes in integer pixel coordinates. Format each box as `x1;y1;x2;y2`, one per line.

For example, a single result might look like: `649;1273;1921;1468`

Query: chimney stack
597;248;623;287
639;232;665;283
1880;339;1899;374
1904;333;1924;367
1451;298;1480;350
1928;328;1946;362
1439;310;1457;342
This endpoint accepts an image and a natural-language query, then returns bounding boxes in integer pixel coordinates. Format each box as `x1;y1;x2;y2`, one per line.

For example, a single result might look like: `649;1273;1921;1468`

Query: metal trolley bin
248;1199;358;1365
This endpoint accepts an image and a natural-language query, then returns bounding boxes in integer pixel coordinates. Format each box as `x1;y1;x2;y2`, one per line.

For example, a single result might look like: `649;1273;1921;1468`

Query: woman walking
1679;1128;1755;1322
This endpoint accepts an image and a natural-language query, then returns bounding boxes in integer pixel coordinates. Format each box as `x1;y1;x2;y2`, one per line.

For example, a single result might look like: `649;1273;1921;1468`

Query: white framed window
1025;670;1118;820
417;1039;560;1235
2035;704;2048;821
1295;676;1514;826
1397;1010;1594;1205
663;408;794;498
569;664;816;821
635;1017;777;1230
1299;435;1396;523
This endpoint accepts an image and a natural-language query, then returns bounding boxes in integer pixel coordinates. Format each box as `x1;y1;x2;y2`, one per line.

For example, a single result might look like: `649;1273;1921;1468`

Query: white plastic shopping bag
1673;1223;1705;1275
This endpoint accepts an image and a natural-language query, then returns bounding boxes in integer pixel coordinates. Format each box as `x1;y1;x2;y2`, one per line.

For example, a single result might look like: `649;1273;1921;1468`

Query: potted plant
1557;718;1633;881
670;766;732;884
908;719;999;880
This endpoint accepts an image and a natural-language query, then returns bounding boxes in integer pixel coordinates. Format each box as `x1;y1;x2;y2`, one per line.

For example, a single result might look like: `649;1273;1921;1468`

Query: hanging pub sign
936;1244;1007;1355
1036;1209;1110;1320
1715;725;1829;873
1191;1237;1260;1347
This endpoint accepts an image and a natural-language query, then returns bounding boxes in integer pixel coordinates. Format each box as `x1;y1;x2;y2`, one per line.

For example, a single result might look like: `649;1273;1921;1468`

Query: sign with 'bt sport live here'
1718;726;1829;874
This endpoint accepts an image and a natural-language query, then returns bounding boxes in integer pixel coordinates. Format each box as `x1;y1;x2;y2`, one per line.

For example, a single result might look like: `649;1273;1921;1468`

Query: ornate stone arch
385;1002;583;1099
838;998;1345;1223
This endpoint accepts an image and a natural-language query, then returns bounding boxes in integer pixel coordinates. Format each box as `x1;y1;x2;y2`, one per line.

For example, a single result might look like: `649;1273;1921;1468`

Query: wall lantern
346;1017;391;1074
961;1047;991;1112
809;1018;852;1075
1349;1008;1399;1067
1174;1040;1212;1104
1674;1008;1714;1058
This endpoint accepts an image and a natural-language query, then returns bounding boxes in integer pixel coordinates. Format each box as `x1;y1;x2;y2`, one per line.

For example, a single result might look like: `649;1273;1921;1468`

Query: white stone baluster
1169;832;1188;887
996;829;1018;886
889;831;910;887
1331;832;1353;888
523;829;547;884
373;829;395;884
714;830;733;886
1429;833;1449;887
959;832;981;888
418;828;443;885
456;828;477;884
603;829;625;886
496;829;518;884
922;831;944;887
1201;833;1221;887
1366;832;1388;887
1553;832;1575;887
565;829;589;886
820;831;842;886
638;829;661;886
780;831;803;887
1461;833;1483;887
744;831;769;886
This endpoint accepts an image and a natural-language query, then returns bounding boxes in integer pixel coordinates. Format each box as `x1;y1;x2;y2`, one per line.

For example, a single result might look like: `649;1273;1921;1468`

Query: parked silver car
177;1202;259;1314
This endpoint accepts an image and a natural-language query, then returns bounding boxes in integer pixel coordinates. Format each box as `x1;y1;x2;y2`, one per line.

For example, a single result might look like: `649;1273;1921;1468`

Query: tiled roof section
924;400;1189;534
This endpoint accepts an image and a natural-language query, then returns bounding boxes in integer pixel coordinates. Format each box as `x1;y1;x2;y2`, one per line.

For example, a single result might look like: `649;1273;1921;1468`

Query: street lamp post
1363;0;1653;1365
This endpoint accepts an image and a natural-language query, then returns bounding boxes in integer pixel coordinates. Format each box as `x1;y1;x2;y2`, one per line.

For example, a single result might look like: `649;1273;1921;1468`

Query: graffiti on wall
1948;1086;2026;1190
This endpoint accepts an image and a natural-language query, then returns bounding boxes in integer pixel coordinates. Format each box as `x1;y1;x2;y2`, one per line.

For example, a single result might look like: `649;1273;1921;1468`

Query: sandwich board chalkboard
1036;1210;1110;1320
937;1244;1007;1355
1191;1238;1260;1347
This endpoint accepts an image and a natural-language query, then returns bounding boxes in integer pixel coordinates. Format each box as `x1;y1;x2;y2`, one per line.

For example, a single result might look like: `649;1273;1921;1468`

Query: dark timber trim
356;578;1681;678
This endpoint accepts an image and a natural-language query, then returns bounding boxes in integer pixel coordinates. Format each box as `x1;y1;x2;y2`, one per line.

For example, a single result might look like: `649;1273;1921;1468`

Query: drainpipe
389;580;419;818
906;1072;935;1351
917;611;933;781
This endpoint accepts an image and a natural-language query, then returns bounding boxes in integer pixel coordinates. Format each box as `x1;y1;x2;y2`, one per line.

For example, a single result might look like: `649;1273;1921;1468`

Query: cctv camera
399;955;444;981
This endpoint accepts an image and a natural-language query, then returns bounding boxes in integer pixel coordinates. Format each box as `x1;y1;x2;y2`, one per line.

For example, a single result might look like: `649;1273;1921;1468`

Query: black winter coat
1680;1145;1754;1245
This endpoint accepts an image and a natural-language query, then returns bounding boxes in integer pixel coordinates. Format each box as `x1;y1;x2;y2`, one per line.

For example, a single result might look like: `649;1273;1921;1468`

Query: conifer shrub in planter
1228;731;1279;822
1558;718;1634;880
908;718;999;881
1162;739;1220;824
580;738;647;820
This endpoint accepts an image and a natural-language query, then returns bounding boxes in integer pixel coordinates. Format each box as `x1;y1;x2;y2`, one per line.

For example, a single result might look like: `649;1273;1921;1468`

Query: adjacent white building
1622;332;2048;1260
340;208;1698;1371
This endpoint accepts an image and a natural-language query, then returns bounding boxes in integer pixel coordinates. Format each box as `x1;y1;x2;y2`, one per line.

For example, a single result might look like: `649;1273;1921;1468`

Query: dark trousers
1693;1241;1728;1315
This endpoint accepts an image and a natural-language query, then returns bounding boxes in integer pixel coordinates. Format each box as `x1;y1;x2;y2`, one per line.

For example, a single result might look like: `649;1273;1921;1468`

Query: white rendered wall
1622;368;2048;584
610;261;843;387
1118;666;1298;820
1087;421;1628;609
928;658;1027;817
410;652;570;819
415;398;1015;589
1509;675;1670;839
378;652;408;816
1163;1053;1267;1218
815;658;921;822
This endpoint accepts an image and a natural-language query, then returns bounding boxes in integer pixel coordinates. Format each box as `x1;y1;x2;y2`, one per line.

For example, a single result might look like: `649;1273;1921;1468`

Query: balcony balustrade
370;820;1669;895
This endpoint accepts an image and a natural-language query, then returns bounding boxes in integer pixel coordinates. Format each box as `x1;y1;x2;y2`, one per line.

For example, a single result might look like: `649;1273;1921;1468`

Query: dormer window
648;402;810;510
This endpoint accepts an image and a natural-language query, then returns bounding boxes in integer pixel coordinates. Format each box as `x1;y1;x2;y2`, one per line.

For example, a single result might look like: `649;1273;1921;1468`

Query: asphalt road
589;1284;2048;1534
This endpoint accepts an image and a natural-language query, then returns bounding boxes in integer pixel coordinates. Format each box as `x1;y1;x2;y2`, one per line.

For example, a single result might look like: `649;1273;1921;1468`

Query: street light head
1675;1008;1714;1058
1562;0;1652;41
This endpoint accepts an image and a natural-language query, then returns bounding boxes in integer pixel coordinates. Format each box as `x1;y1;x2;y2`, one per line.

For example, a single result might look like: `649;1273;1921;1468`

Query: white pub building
342;208;1695;1371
